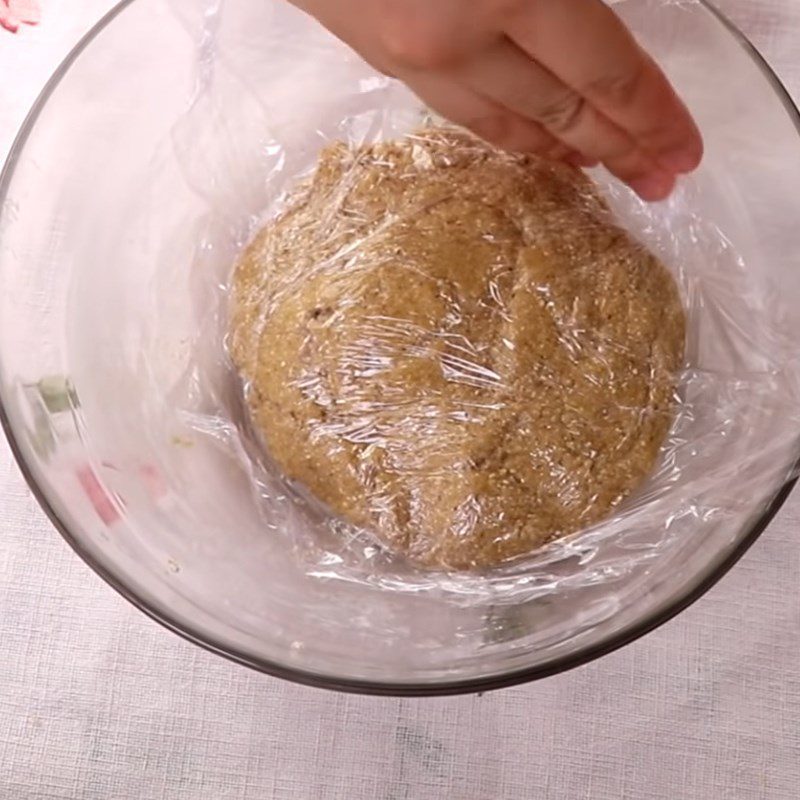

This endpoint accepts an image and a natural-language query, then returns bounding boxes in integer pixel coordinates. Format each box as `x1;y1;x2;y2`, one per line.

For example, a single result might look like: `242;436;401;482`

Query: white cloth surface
2;1;800;798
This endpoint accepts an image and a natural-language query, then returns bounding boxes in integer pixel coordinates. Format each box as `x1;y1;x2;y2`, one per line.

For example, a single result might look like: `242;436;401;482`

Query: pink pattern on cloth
0;0;41;33
75;464;121;526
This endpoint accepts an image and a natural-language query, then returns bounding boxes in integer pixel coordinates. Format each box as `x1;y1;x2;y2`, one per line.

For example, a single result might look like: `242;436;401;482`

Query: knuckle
536;92;585;135
501;83;541;117
584;67;643;108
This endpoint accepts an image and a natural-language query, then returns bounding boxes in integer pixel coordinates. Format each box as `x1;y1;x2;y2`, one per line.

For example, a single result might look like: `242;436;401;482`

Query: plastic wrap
119;0;800;608
227;126;687;572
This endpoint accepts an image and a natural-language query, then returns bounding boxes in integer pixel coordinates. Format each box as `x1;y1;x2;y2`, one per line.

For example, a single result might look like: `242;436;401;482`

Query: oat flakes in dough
229;129;685;570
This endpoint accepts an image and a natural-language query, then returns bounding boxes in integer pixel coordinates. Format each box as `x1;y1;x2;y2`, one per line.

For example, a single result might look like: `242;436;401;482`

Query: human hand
290;0;702;201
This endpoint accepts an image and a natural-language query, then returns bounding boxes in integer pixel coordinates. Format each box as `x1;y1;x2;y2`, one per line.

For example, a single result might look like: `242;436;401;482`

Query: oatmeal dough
229;129;685;570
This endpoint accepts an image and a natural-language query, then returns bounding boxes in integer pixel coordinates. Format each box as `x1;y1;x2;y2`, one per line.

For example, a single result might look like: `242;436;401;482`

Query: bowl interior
2;0;800;691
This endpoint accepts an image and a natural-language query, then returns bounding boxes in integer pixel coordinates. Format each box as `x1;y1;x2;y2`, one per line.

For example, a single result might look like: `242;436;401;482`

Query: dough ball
229;129;685;570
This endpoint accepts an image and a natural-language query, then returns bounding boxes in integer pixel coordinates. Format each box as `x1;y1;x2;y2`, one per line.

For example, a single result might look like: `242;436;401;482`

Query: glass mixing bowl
2;0;800;695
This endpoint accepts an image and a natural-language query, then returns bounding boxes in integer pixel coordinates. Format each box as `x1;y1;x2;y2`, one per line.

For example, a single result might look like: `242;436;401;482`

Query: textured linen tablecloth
2;2;800;798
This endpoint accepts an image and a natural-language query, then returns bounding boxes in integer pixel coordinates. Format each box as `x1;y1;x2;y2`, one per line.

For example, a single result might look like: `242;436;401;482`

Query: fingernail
658;148;700;174
629;172;675;202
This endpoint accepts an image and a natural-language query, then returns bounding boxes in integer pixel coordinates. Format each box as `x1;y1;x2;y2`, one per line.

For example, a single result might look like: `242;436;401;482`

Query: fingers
453;39;674;200
506;0;703;173
399;70;581;161
293;0;701;201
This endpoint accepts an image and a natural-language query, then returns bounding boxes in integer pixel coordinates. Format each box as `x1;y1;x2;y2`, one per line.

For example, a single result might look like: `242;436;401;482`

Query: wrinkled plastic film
226;127;690;572
135;0;800;606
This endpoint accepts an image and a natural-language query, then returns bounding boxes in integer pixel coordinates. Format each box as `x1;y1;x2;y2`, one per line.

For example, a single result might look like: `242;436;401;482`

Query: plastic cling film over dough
129;0;800;608
227;128;686;571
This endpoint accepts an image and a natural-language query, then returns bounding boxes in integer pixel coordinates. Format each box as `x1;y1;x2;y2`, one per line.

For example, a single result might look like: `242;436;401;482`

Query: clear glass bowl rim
2;0;799;697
